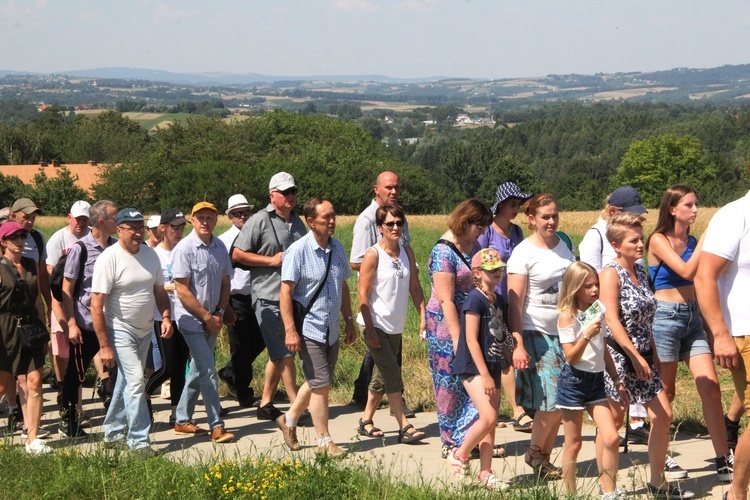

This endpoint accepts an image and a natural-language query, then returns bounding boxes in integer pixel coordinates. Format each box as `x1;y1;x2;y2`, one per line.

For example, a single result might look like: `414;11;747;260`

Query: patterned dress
603;261;663;404
425;240;480;447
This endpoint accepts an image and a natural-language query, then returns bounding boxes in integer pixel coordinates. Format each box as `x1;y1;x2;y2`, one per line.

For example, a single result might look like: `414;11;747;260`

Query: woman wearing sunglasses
0;222;51;454
356;204;427;444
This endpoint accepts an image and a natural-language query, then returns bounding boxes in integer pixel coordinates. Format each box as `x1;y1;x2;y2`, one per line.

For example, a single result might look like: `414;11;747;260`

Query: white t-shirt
507;237;575;335
46;227;89;332
558;315;605;372
153;244;176;322
579;218;616;272
218;224;250;295
92;243;164;338
702;191;750;337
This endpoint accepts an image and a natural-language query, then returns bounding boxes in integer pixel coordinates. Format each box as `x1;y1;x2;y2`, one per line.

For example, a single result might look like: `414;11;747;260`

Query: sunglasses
230;210;252;218
383;220;405;229
275;187;298;196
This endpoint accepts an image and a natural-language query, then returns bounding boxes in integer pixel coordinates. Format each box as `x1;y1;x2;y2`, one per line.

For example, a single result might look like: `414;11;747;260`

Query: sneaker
59;418;89;439
664;456;688;480
440;443;454;459
6;407;22;433
476;471;510;491
257;402;283;421
447;448;471;479
625;424;649;445
96;377;113;410
77;410;92;428
716;453;734;483
21;426;51;439
133;445;158;457
25;438;53;455
103;438;125;450
168;415;177;427
600;487;628;499
217;369;237;398
49;378;60;391
174;421;208;436
276;414;300;451
297;409;312;426
210;425;235;444
647;483;694;499
316;441;346;458
725;415;740;452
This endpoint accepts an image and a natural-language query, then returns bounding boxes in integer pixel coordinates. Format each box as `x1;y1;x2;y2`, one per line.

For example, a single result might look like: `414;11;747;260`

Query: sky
2;0;750;80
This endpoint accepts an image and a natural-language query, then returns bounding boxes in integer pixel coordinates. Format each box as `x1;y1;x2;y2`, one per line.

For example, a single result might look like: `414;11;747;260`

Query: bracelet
582;335;590;342
612;378;622;385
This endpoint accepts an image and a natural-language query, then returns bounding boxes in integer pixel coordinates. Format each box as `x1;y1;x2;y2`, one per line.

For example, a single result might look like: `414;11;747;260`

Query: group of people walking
1;172;750;499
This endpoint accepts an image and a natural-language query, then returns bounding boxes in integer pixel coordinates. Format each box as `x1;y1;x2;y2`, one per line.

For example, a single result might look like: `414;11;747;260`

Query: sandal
512;412;533;433
471;444;506;458
524;445;562;480
397;423;426;444
357;418;384;438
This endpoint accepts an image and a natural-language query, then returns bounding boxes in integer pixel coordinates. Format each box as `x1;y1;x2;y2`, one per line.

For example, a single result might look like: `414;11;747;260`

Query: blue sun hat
490;182;534;214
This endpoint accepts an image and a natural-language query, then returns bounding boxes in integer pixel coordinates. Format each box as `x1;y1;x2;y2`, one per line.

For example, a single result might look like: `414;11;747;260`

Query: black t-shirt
454;288;505;377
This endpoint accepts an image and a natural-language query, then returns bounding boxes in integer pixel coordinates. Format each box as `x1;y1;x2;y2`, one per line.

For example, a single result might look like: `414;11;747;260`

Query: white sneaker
664;455;688;480
25;438;53;455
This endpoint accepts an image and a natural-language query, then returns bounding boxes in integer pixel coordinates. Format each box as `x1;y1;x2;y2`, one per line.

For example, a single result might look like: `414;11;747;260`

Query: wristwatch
214;308;225;316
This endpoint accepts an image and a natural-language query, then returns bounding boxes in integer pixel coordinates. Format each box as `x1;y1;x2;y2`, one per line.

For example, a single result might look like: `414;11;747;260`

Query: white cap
70;201;91;219
269;172;296;192
147;215;161;228
225;194;254;214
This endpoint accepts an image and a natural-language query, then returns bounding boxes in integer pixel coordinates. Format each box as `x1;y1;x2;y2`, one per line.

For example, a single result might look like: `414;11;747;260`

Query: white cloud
331;0;379;12
394;0;438;11
153;4;199;21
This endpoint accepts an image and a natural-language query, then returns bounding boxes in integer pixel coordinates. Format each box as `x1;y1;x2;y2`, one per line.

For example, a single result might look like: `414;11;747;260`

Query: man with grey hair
59;200;119;438
232;173;307;422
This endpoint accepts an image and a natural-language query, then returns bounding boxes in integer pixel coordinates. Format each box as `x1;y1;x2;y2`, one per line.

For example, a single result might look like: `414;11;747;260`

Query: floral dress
603;261;662;404
425;240;480;447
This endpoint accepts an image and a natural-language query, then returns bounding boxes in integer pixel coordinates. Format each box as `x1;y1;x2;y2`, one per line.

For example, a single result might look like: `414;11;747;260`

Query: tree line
1;101;750;215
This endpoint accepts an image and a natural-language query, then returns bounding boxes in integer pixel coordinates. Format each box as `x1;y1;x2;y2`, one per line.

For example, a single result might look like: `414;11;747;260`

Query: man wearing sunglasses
349;172;415;416
232;172;307;423
217;194;263;408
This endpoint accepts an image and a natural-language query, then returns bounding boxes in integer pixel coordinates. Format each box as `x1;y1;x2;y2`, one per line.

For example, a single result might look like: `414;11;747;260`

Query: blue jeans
104;328;152;449
175;329;223;430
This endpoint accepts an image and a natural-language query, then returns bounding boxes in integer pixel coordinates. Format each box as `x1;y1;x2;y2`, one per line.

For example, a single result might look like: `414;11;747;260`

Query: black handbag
1;258;50;350
17;319;50;350
292;249;333;333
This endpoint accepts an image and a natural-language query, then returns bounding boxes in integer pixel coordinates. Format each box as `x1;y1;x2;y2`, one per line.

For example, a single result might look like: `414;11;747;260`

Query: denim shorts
652;300;711;363
556;364;608;410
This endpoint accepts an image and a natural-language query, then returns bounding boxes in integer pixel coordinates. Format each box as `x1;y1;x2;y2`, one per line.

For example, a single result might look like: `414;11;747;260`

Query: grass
0;441;563;499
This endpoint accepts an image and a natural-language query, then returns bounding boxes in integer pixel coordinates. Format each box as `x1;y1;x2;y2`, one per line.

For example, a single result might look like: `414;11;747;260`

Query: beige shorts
732;336;750;413
50;330;70;358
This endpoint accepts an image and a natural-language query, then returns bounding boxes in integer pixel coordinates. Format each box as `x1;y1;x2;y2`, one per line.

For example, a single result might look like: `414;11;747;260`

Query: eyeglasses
230;210;252;218
382;220;405;229
118;225;145;234
4;232;28;241
275;187;298;196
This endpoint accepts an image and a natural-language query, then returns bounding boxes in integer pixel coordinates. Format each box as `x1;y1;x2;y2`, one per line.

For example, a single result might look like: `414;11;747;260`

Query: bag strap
304;244;333;316
72;240;87;300
437;238;471;270
30;229;44;262
265;211;283;251
0;257;29;318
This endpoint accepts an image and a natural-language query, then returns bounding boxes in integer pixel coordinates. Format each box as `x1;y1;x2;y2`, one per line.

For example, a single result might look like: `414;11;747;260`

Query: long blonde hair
557;261;598;314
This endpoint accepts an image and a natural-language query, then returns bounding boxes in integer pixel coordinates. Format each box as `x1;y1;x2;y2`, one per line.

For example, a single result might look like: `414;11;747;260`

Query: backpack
30;229;44;262
50;241;87;302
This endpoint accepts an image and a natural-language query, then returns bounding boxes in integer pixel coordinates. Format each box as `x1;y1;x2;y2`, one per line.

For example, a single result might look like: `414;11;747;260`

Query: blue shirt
172;230;233;333
649;235;697;290
281;232;351;345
